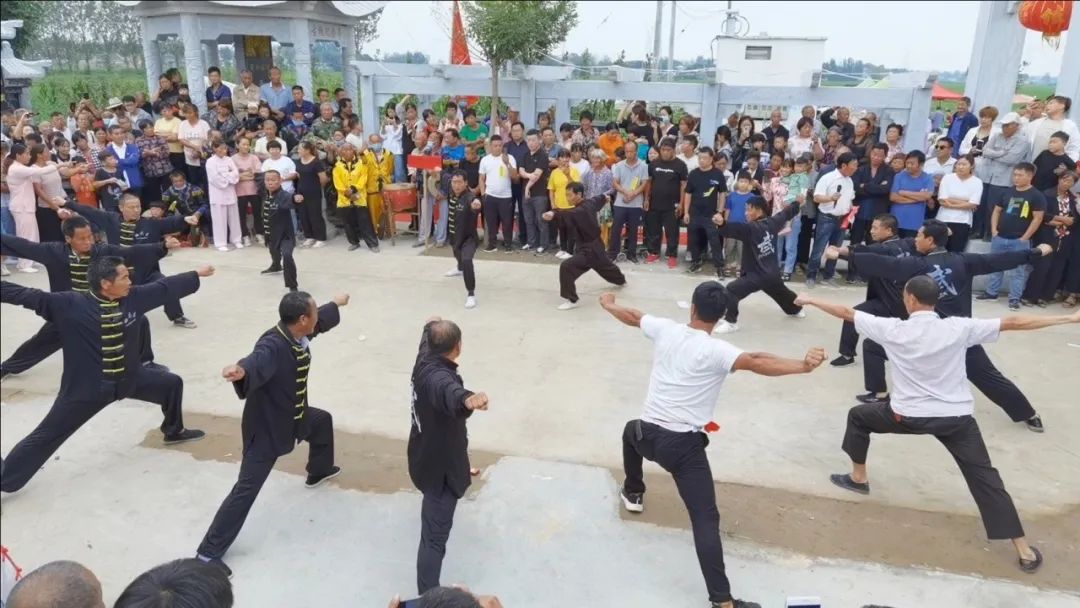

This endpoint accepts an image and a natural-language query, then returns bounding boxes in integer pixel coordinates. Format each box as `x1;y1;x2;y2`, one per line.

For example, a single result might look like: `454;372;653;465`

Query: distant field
938;80;1056;110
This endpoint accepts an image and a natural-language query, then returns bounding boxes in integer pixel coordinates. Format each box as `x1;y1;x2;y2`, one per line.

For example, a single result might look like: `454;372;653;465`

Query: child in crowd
748;133;771;169
1032;131;1072;192
779;156;812;281
161;170;210;247
744;151;765;194
285;108;309;141
723;170;755;277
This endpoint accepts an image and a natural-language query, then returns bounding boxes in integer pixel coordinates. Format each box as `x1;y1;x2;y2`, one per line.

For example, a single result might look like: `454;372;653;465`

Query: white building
713;34;826;88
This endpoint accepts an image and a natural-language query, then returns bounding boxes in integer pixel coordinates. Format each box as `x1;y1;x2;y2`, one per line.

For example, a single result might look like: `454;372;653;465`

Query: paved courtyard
2;242;1078;606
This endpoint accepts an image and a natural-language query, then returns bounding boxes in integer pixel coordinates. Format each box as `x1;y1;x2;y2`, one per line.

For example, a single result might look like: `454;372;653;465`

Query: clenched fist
222;364;245;382
332;293;350;307
196;264;215;277
803;347;827;371
465;392;489;411
164;236;181;249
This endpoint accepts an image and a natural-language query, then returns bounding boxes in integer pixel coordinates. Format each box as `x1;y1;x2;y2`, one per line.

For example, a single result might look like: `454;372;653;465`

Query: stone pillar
1055;8;1080;109
141;20;161;99
180;13;206;113
290;18;314;99
518;78;537;138
359;72;376;133
964;1;1024;115
233;36;247;73
204;40;220;70
699;83;721;148
904;86;933;152
342;36;358;104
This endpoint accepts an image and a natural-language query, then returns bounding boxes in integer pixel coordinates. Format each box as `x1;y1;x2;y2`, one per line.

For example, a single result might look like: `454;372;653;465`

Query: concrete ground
1;240;1078;607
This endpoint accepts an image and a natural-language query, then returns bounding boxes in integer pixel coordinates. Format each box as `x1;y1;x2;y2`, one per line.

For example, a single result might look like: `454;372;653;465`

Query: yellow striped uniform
69;253;92;294
94;294;125;376
276;326;311;421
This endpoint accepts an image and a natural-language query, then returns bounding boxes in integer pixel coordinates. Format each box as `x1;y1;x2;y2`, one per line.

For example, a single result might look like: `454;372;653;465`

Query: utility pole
667;0;676;81
653;0;663;81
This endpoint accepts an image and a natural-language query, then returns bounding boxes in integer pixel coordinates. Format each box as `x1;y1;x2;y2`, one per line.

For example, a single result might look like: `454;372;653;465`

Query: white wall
714;37;825;88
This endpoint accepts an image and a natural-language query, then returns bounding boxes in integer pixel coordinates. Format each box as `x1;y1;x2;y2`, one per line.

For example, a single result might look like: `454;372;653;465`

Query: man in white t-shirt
600;282;826;608
806;152;858;287
798;276;1079;574
478;135;518;253
260;141;297;193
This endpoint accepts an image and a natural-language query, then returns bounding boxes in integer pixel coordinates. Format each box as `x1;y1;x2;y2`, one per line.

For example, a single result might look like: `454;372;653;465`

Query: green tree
2;1;47;56
461;0;578;127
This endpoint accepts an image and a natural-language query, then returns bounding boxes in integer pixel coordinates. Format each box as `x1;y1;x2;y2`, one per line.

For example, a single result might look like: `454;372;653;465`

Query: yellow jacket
361;149;395;193
333;159;368;208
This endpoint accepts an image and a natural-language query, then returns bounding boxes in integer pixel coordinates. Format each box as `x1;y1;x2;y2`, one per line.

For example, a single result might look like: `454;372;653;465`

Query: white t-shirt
854;311;1000;417
936;173;983;226
254;136;289;158
923;156;956;177
478;153;517;198
571;158;590;178
639;315;744;433
178;119;211;166
261;156;297;192
813;169;855;216
677;152;699;173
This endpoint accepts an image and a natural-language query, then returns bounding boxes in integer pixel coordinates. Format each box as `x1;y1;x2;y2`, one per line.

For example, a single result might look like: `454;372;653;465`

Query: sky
367;0;1068;76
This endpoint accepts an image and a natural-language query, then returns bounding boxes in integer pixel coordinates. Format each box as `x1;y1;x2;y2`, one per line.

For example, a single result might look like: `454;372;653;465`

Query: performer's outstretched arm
732;348;826;377
0;234;55;264
794;293;855;322
128;266;212;315
309;294;349;339
0;281;70;322
963;243;1051;276
224;341;279;397
1001;310;1080;332
599;293;644;327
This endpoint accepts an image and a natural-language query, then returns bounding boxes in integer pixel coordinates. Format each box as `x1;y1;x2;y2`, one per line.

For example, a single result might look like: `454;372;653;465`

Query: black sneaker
855;392;890;404
1025;415;1044;433
197;555;232;579
348;243;361;251
305;465;341;488
163;428;205;445
687;262;703;274
712;600;762;608
626;255;639;265
260;266;282;274
172;316;197;329
619;487;644;513
975;292;999;301
483;246;498;253
1008;299;1021;311
370;246;381;253
830;355;855;367
502;246;513;253
781;272;792;282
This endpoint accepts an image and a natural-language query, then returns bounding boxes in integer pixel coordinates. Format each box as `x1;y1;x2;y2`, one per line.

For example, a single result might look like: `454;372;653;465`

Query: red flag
451;0;480;107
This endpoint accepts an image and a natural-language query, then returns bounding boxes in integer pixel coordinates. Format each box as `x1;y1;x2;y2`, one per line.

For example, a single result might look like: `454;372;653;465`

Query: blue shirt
946;111;978;158
205;84;232;105
726;191;753;224
890;170;935;230
260;83;291;111
283;100;317;126
442;144;465;162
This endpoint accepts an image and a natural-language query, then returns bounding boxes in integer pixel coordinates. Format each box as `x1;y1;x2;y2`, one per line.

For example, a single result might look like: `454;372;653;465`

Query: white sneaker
255;234;265;245
311;240;326;249
791;310;806;318
0;265;9;276
556;251;571;260
303;238;316;248
685;251;692;262
217;246;230;252
557;300;580;311
521;244;532;251
465;295;477;309
536;246;546;255
712;320;739;334
444;269;464;277
242;236;252;247
233;242;244;249
18;266;39;273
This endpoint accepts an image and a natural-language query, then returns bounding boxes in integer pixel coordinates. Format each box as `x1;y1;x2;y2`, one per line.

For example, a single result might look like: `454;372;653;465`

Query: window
745;46;772;61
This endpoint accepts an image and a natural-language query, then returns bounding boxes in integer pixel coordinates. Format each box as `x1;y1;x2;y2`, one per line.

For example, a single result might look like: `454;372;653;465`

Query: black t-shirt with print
648;158;688;210
94;167;124;212
995;187;1046;239
685;167;728;218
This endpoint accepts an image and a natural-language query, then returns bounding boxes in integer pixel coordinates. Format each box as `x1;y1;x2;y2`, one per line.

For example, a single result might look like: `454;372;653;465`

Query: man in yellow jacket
333;143;379;252
361;133;396;234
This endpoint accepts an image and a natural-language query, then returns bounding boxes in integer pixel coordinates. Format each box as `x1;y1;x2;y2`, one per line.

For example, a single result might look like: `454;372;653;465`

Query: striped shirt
69;253;91;294
95;295;125;376
276;326;311;422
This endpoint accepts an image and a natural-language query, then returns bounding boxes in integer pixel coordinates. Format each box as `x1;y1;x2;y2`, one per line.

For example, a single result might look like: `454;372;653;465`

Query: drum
383;183;418;213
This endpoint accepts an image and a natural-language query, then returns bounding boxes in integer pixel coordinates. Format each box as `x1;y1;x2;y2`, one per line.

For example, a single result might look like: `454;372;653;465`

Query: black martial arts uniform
853;246;1045;422
0;235;169;377
408;320;476;594
0;273;202;492
196;302;341;560
64;201;191;322
262;187;300;290
836;237;915;359
448;190;481;297
549;195;627;303
714;203;804;324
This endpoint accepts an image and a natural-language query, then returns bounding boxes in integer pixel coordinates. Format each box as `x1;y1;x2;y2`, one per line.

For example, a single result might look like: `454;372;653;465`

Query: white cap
999;111;1021;125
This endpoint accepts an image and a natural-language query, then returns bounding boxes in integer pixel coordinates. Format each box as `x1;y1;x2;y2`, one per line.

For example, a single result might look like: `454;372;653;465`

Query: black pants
559;242;626;303
622;419;731;604
339;205;378;249
1023;234;1067;302
269;237;298;290
645;207;679;257
144;270;185;321
237;195;259;238
556;220;576;254
608;207;643;259
169;152;186;174
722;274;802;324
838;299;893;358
797;215;815;264
1067;234;1080;292
453;239;477;295
512;182;527;246
36;206;63;243
1;317;155;375
863;343;1036;422
483;195;514;250
945;222;972;253
196;407;335;559
297;190;327;241
141;175;167;209
841;403;1024;539
687;216;724;270
417;479;460;594
1;368;185;493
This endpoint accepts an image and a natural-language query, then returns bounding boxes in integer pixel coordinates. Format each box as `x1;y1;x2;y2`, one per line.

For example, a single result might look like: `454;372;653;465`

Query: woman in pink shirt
204;139;242;251
231;136;262;246
5;143;60;272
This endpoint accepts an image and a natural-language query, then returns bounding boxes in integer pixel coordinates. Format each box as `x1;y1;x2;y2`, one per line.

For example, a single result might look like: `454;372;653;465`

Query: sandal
1019;546;1043;573
1064;295;1077;308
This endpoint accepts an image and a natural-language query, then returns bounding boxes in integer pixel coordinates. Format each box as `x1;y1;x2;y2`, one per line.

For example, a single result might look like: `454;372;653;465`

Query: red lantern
1019;1;1073;48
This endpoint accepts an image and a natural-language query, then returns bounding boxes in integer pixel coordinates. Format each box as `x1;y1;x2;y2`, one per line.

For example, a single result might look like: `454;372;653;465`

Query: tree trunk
490;65;499;135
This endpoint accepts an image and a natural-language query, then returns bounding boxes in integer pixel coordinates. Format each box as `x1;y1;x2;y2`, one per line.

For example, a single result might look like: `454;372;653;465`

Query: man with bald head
6;561;104;608
408;317;490;594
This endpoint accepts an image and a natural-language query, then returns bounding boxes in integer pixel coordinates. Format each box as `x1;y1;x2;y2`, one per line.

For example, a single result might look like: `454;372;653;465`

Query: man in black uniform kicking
258;170;301;292
0;256;210;493
847;218;1053;432
828;213;913;368
708;195;805;335
543;182;626;311
59;193;199;329
195;290;349;576
442;170;483;309
0;216;176;380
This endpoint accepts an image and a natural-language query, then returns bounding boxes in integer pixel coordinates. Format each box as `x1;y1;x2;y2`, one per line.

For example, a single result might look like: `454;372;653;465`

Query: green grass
937;81;1056;111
